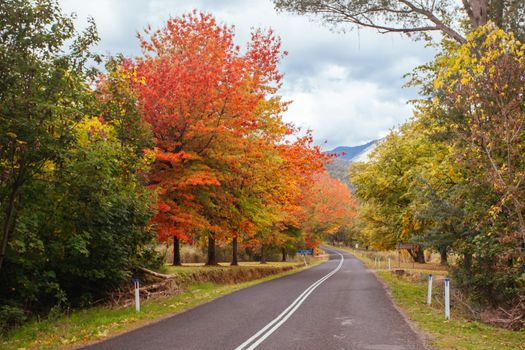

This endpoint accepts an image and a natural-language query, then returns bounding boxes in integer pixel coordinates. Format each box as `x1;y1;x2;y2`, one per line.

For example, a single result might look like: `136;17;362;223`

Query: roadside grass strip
1;260;324;350
235;251;344;350
329;245;524;349
378;272;525;350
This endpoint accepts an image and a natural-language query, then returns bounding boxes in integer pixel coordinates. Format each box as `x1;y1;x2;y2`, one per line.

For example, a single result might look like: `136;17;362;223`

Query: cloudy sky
60;0;436;150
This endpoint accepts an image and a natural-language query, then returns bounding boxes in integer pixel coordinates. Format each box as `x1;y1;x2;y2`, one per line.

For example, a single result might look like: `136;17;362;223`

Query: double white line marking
234;251;344;350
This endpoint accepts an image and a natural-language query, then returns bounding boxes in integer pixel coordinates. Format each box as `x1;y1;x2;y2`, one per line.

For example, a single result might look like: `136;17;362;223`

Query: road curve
81;248;427;350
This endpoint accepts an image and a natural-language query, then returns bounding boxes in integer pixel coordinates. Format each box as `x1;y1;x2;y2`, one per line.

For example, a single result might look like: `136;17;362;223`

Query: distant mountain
324;139;380;187
327;139;378;161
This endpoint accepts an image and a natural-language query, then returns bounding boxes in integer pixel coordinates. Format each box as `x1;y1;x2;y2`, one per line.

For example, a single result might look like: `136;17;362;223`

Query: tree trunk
469;0;488;27
281;247;286;262
464;252;473;278
260;244;267;264
172;236;181;266
207;234;217;265
491;0;504;27
0;186;20;272
439;246;448;266
231;236;238;266
409;246;426;263
512;197;525;249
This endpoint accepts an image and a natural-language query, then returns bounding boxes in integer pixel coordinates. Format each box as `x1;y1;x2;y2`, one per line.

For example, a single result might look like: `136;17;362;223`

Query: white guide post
134;278;140;313
388;258;391;270
444;277;450;320
427;274;433;305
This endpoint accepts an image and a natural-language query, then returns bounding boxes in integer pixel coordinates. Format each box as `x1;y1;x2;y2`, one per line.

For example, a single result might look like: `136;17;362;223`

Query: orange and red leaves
129;12;331;249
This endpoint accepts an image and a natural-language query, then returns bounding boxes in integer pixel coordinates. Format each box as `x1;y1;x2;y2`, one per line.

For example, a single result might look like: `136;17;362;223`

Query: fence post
427;274;433;305
134;278;140;313
444;277;450;320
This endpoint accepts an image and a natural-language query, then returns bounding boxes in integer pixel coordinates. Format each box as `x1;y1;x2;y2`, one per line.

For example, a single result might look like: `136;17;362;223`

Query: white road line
234;250;344;350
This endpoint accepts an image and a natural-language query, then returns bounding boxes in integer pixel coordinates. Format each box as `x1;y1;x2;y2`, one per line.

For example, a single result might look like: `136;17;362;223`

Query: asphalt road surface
82;248;427;350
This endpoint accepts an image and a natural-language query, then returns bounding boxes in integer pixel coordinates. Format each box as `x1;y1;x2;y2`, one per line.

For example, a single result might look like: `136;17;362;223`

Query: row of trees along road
0;0;357;330
274;1;525;317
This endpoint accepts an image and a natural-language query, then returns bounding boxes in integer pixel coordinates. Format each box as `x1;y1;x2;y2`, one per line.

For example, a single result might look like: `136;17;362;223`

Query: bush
0;305;26;333
0;119;157;313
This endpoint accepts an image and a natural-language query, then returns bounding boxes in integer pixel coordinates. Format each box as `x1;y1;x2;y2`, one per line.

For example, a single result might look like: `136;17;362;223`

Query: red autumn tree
298;173;357;247
249;130;330;263
132;12;288;265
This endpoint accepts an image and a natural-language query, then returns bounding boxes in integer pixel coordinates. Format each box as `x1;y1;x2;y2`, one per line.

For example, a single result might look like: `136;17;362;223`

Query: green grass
377;271;525;350
1;259;323;350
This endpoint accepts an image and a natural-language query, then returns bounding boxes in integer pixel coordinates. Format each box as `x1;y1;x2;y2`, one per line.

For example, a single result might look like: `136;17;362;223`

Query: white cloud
283;64;412;149
58;0;436;148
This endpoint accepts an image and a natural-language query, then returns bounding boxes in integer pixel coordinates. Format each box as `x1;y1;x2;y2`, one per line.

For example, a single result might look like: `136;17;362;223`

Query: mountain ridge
324;139;380;186
327;139;378;161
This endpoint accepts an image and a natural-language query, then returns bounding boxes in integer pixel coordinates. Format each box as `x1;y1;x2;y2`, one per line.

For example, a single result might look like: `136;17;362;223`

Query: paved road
82;248;427;350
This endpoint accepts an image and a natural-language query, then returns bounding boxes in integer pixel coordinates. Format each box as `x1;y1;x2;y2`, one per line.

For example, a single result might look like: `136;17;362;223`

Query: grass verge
330;244;524;350
1;258;324;350
378;272;525;350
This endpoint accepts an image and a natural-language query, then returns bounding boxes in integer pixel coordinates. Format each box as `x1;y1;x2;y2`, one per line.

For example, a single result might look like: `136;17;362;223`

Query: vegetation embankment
1;257;325;350
380;272;525;350
337;246;524;350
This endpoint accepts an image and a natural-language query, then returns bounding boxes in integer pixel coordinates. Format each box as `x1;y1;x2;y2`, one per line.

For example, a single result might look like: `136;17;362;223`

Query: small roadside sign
297;249;313;255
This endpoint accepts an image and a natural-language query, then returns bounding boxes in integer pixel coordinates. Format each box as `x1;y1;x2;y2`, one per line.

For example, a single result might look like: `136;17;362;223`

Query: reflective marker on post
427;274;433;305
444;277;450;320
133;278;140;313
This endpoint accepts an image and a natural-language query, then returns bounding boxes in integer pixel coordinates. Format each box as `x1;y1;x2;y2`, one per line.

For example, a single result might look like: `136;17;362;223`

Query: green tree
0;0;99;272
349;119;449;262
0;118;155;312
424;25;525;305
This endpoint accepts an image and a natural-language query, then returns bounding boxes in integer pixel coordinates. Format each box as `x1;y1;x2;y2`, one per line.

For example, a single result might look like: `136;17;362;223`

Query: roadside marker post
427;274;433;305
444;278;450;320
297;249;312;267
388;258;391;270
133;278;140;313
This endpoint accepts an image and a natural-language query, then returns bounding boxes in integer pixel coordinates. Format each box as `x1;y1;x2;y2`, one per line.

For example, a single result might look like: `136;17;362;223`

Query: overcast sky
60;0;436;150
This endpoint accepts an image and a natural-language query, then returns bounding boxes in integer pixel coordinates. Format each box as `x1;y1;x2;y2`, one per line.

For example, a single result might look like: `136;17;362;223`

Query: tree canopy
273;0;525;42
